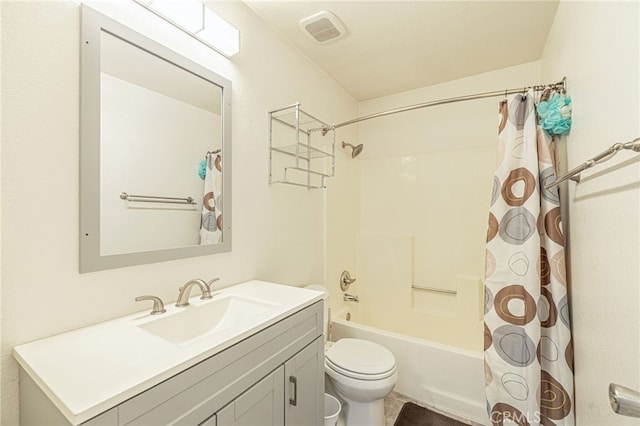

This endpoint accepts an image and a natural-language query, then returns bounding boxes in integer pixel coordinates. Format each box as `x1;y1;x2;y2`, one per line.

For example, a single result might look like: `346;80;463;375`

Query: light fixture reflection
134;0;240;58
198;8;240;57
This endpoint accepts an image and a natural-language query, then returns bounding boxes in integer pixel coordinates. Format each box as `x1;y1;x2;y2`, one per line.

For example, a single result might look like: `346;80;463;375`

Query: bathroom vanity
14;281;324;425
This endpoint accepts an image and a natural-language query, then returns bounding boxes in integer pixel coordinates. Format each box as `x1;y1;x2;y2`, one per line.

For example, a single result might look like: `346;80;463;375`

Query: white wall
0;1;357;423
541;2;640;425
338;62;541;351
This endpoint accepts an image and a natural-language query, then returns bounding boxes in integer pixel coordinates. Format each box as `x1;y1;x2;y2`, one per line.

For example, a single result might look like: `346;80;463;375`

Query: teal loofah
198;159;207;180
537;93;572;136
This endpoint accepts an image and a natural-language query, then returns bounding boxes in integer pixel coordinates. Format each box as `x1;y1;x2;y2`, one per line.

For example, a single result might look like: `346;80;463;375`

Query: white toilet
325;338;398;426
305;285;398;426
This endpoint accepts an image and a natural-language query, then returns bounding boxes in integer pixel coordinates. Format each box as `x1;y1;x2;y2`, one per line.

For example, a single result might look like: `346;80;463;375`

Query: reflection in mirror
80;6;231;272
100;31;223;254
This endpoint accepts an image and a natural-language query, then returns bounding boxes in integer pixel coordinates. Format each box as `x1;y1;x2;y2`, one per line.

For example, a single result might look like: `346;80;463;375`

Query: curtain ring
541;87;551;102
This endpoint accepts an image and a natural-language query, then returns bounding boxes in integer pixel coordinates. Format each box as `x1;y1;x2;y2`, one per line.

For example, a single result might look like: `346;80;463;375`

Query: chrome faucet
135;295;166;315
205;277;220;292
343;293;359;303
175;279;211;307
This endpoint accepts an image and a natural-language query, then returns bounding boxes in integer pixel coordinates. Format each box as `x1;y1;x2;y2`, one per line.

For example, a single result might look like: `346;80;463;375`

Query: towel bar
119;192;196;205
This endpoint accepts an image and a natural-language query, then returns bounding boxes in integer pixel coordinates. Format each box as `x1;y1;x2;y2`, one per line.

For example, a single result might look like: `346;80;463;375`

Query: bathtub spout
343;293;359;303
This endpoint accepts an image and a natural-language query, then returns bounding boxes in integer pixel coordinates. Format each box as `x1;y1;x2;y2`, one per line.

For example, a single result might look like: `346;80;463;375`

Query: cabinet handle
289;376;297;406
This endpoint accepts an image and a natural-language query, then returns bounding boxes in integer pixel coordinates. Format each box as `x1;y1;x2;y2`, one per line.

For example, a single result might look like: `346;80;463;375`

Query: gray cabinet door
216;366;285;426
284;336;324;426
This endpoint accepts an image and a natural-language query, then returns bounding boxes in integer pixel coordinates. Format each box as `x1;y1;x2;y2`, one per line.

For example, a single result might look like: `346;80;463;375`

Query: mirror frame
80;6;232;273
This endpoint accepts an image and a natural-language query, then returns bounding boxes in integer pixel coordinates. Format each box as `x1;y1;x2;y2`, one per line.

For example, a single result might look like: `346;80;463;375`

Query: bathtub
330;309;488;425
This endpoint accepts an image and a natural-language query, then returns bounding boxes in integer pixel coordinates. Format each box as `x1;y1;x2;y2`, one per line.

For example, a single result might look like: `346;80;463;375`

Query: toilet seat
325;338;396;381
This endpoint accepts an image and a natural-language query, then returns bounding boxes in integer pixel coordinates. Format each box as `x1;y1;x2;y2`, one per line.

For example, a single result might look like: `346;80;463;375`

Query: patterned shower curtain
200;153;223;244
484;91;574;425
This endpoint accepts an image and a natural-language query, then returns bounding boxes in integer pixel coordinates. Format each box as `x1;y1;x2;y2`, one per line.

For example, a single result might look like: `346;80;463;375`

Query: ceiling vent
299;11;346;43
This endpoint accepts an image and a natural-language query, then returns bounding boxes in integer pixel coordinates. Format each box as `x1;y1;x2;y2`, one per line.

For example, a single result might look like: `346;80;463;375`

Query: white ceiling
244;1;560;101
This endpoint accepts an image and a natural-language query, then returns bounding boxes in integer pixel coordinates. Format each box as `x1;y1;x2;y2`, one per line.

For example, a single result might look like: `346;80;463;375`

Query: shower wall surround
1;1;357;424
348;62;542;352
355;148;492;351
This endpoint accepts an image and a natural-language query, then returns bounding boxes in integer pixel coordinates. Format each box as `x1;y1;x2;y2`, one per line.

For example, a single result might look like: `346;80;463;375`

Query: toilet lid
325;338;396;378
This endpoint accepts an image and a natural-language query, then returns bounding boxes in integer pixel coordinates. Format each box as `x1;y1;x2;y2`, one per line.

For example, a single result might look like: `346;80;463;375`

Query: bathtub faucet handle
340;271;356;291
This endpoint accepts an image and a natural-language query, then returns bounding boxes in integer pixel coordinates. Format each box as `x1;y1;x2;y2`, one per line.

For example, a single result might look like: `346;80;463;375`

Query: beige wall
0;1;356;423
541;1;640;424
324;130;360;322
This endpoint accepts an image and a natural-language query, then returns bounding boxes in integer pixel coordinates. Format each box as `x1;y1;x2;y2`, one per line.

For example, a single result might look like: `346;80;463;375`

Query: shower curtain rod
322;77;567;134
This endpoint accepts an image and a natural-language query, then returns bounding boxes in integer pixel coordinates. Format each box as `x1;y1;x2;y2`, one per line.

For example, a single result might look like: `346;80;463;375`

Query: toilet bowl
324;338;397;426
304;285;398;426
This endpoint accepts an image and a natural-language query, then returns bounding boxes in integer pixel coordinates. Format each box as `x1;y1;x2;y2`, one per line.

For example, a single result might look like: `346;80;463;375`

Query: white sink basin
14;280;324;425
138;295;276;346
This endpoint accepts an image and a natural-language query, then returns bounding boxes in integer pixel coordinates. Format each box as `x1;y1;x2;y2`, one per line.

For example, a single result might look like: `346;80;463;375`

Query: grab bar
120;192;196;205
411;284;457;295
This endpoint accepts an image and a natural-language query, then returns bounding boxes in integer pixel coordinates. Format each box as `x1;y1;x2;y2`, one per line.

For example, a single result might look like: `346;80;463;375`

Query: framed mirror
80;6;231;273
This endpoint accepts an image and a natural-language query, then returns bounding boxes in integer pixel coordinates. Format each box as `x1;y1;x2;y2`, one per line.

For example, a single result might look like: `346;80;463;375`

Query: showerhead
342;141;364;158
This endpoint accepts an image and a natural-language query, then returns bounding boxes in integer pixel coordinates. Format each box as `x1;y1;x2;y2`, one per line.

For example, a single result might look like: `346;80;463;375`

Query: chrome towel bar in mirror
119;192;196;205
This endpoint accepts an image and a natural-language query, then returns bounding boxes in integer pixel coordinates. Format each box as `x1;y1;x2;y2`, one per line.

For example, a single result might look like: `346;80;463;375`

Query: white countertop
13;280;323;425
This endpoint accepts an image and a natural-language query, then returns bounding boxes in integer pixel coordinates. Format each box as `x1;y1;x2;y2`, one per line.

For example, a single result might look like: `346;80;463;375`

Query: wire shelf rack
269;103;335;189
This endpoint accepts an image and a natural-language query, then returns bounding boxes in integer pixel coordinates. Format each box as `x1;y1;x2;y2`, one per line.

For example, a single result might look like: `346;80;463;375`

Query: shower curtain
484;91;574;425
200;153;223;244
